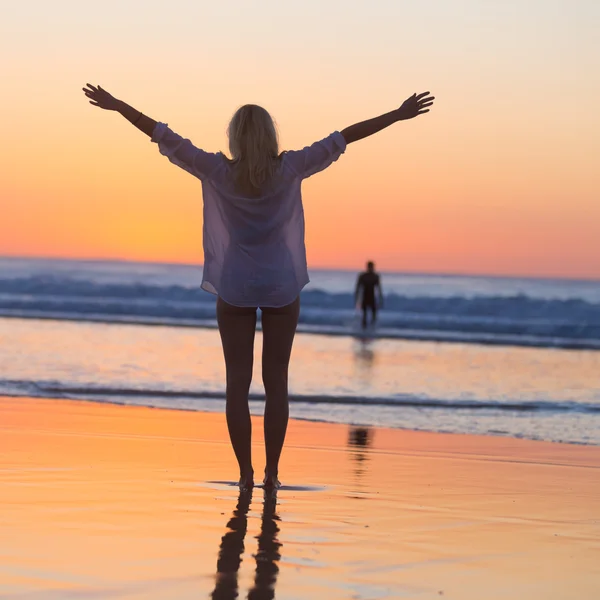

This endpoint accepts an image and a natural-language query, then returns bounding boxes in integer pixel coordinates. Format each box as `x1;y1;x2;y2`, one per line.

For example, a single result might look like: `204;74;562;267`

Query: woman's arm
82;84;156;137
340;91;434;145
83;83;221;180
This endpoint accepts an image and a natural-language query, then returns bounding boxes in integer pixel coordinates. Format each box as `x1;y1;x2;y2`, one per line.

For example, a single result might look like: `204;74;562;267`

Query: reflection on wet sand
348;426;374;486
353;339;376;367
249;490;281;600
349;426;372;449
211;489;281;600
211;489;251;599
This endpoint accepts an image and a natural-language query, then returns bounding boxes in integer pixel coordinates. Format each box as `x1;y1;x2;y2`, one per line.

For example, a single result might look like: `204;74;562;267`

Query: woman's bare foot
263;472;281;490
238;471;254;491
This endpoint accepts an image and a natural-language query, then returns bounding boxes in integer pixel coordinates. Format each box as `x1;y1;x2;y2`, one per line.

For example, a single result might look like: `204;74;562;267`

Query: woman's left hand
82;84;121;111
397;92;435;120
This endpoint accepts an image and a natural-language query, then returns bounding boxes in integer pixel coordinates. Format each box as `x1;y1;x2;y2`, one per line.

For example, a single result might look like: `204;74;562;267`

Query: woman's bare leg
217;298;257;487
260;297;300;485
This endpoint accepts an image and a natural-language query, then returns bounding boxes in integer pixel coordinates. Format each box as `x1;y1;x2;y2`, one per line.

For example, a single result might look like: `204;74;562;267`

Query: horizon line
1;253;599;284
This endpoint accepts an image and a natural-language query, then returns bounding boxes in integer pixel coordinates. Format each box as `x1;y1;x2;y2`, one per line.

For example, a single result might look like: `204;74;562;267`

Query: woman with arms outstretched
82;84;434;490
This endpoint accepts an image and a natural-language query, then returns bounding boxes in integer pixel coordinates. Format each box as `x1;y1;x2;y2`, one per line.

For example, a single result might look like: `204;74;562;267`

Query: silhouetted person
82;83;434;489
355;262;383;328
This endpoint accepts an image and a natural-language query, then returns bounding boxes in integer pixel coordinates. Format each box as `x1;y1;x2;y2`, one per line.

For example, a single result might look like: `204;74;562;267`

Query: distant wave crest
1;275;599;349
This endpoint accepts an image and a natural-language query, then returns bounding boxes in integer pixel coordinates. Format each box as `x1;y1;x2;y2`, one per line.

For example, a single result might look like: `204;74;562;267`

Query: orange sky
1;1;599;278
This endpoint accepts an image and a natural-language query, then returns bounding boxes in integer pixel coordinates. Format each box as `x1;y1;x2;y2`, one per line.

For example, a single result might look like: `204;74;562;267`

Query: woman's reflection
211;488;252;599
211;488;281;600
248;490;281;600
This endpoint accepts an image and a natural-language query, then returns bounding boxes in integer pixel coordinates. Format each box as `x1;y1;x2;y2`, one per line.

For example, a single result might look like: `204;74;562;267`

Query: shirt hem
204;278;309;309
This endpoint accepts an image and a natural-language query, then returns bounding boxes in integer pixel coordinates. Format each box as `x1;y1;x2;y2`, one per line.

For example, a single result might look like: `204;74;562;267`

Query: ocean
1;256;599;444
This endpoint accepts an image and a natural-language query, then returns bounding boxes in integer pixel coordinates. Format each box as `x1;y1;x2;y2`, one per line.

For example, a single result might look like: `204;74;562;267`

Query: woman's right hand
82;84;121;111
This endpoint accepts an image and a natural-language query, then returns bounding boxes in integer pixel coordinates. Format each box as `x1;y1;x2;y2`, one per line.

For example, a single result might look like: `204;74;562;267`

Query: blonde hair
227;104;280;196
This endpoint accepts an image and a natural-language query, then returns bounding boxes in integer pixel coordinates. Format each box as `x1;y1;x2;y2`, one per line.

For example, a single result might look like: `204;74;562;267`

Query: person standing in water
82;83;434;490
355;261;383;328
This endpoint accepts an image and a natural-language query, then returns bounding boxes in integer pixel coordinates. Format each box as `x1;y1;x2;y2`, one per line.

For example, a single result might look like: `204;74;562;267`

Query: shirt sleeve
151;122;222;181
284;131;347;179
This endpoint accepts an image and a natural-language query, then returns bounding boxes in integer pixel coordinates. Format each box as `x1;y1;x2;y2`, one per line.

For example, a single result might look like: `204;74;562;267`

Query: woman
82;83;434;490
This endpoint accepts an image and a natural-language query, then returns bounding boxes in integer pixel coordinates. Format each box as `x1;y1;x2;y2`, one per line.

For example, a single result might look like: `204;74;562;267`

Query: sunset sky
2;0;599;278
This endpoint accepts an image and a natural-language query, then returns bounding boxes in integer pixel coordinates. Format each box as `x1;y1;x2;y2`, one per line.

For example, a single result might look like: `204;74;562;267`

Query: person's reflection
354;339;375;366
353;340;376;388
348;426;373;482
211;489;281;600
248;490;281;600
211;489;252;599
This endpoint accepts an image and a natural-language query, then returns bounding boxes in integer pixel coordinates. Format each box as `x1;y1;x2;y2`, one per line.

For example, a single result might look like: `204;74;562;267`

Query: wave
1;275;599;349
2;379;599;414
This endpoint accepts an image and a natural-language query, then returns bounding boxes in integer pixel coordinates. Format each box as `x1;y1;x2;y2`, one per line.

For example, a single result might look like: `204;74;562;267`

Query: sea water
1;257;599;444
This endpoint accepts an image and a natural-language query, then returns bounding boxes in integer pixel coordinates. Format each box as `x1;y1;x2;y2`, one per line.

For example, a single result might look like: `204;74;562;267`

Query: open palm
82;84;120;111
398;92;435;120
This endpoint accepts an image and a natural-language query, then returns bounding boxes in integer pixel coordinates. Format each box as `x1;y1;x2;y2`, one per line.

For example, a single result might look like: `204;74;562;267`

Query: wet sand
1;396;599;599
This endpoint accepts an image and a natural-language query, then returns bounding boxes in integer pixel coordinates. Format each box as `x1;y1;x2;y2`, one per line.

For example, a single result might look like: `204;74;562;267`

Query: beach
2;396;599;599
1;259;599;598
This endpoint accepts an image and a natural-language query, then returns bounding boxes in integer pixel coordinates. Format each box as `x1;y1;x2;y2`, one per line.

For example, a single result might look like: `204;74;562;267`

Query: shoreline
2;393;599;448
3;315;599;447
1;312;598;351
4;396;600;456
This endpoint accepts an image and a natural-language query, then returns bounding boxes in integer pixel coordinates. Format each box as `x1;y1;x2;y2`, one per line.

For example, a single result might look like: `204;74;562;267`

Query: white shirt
151;122;347;307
